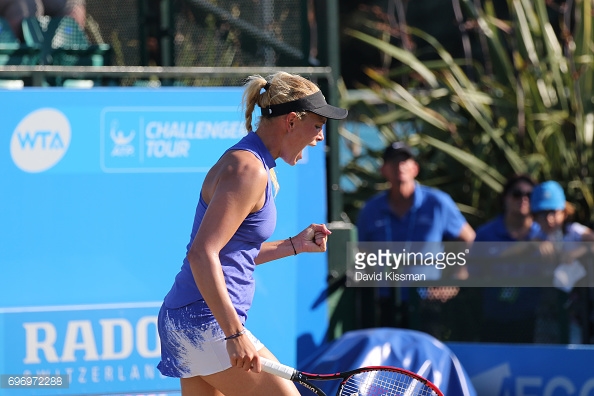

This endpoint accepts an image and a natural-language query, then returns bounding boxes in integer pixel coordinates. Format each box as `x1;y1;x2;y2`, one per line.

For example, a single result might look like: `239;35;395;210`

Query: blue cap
530;181;566;212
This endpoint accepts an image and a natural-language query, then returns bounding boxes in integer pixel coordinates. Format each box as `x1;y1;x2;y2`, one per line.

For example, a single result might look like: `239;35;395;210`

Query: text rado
23;317;159;363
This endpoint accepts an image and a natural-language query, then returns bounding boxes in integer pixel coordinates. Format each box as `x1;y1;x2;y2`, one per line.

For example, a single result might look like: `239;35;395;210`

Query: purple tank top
163;132;277;323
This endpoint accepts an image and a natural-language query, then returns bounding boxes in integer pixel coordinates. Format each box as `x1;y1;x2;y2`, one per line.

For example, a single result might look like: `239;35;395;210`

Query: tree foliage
340;0;594;229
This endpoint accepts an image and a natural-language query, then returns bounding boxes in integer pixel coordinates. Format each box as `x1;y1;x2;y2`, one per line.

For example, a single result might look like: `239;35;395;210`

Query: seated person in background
471;174;541;343
530;180;594;343
529;181;594;285
42;0;86;30
0;0;37;41
0;0;85;41
475;174;540;243
531;180;594;245
472;174;543;277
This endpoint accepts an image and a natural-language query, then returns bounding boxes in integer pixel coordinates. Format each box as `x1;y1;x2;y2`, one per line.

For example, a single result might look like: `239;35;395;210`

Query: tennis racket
260;357;444;396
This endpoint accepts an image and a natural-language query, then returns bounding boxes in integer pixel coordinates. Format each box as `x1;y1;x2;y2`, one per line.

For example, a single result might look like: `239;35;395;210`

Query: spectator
42;0;86;30
531;180;594;245
0;0;85;41
357;142;475;244
529;180;594;343
475;174;540;243
0;0;36;41
356;141;475;327
471;174;542;343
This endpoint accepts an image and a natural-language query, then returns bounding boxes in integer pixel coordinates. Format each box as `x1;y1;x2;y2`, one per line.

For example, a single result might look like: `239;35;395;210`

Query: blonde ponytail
241;72;319;196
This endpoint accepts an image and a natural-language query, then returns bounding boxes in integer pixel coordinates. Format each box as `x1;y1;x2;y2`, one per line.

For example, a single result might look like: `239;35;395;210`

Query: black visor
261;91;348;120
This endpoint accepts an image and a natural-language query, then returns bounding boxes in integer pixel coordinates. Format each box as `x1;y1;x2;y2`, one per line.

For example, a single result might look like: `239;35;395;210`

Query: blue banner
100;106;246;172
0;87;329;395
448;343;594;396
0;304;170;395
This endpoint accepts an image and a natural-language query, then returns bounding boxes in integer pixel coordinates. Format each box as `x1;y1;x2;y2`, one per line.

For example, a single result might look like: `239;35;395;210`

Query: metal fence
86;0;311;69
0;65;334;86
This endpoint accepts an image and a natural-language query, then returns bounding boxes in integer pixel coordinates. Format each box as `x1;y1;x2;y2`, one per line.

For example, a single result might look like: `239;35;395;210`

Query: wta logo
10;108;71;173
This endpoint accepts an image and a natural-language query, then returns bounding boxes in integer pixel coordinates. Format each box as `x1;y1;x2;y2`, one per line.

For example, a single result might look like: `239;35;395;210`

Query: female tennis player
156;72;348;395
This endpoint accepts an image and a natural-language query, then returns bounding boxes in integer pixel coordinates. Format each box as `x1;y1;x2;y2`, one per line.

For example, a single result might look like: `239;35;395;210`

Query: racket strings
340;369;438;396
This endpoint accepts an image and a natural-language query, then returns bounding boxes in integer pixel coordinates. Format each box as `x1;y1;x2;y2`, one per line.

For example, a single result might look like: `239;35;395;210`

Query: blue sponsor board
448;343;594;396
100;107;246;172
0;304;172;395
0;88;329;395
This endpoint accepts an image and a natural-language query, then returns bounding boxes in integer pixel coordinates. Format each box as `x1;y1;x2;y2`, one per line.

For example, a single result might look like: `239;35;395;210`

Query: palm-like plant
340;0;594;227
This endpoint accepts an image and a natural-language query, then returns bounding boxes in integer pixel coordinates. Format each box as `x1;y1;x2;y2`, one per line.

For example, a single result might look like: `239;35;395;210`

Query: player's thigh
200;347;300;396
180;375;224;396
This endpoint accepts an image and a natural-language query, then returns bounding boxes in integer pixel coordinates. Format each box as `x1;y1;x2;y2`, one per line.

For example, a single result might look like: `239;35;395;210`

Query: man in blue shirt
355;142;475;328
357;142;475;244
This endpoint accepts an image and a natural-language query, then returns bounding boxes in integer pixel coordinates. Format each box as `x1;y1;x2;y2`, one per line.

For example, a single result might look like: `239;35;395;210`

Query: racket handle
260;357;296;380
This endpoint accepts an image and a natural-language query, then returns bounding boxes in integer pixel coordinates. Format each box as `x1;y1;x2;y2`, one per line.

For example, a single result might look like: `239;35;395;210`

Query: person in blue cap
530;180;594;342
531;181;594;244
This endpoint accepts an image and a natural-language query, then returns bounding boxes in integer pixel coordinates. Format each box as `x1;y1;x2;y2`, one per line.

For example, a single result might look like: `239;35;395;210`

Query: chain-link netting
86;0;309;86
85;1;141;67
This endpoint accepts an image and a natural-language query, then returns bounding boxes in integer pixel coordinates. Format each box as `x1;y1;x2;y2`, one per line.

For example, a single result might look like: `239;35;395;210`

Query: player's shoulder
223;149;266;173
214;149;268;189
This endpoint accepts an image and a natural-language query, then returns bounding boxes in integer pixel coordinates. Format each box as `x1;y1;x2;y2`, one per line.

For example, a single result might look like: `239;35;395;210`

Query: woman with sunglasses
471;174;542;343
475;174;540;243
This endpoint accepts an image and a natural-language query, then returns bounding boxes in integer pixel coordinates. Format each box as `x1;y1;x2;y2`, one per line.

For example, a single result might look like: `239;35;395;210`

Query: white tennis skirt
157;299;264;377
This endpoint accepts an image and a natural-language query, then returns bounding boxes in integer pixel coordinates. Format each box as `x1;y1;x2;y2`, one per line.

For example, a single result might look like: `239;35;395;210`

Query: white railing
0;65;334;87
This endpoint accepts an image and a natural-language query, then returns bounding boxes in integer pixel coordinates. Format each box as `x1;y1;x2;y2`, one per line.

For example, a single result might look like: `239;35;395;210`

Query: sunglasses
510;189;532;199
